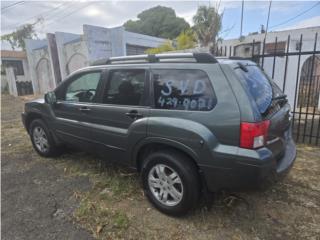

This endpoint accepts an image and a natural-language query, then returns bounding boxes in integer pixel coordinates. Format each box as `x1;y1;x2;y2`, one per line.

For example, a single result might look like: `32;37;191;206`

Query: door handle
79;106;91;112
125;110;143;119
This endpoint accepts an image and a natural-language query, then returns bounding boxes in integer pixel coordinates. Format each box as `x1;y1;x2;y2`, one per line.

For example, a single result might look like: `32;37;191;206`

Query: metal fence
16;81;33;96
217;33;320;145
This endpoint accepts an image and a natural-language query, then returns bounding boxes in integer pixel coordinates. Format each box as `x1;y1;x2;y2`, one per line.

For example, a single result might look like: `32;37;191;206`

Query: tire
29;119;62;157
141;149;200;216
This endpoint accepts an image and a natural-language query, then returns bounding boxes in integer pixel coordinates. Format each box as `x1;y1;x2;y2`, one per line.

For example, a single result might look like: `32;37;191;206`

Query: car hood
28;98;45;104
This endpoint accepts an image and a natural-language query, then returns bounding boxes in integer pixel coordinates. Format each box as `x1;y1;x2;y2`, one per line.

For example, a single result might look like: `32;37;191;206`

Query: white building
1;50;32;96
219;26;320;109
25;25;166;94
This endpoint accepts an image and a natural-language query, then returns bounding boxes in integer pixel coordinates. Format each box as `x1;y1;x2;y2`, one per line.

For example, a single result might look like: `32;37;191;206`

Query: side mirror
44;91;57;105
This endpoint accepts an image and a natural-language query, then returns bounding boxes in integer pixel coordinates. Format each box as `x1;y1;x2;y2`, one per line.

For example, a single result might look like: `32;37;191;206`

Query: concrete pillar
55;32;82;80
25;39;48;94
6;67;18;97
47;33;62;86
318;91;320;110
83;24;114;63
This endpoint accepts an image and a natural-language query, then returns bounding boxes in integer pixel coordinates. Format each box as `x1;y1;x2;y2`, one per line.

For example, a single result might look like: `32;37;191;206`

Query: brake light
240;120;270;149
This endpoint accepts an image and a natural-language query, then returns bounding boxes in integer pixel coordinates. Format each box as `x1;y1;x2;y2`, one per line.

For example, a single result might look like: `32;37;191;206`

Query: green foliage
124;6;190;39
145;40;175;54
176;29;197;50
193;6;222;48
146;29;197;54
1;18;42;50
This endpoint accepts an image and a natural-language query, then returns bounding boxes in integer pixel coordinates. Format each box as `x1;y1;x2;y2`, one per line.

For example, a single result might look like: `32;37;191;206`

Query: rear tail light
240;120;270;149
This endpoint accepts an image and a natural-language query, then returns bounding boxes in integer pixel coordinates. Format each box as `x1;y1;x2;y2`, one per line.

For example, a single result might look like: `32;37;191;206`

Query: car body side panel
23;100;64;145
129;63;242;171
148;64;241;146
25;100;150;165
22;60;297;192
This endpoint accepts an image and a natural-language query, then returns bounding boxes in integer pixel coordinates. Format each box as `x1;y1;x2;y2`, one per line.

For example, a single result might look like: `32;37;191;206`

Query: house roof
1;50;26;59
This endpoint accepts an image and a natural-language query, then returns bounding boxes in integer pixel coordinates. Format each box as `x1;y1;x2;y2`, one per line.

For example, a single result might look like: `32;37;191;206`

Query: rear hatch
234;62;291;159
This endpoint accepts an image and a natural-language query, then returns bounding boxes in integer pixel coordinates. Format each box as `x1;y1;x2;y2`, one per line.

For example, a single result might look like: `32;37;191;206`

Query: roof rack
228;56;250;60
91;53;218;66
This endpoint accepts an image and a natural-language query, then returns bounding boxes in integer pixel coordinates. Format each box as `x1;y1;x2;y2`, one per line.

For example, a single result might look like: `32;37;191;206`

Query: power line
270;1;320;29
42;2;78;23
44;2;94;28
4;2;71;30
221;22;236;38
1;1;24;11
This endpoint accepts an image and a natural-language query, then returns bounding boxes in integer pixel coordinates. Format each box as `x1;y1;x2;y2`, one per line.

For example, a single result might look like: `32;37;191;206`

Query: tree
1;18;42;50
193;6;222;50
146;29;197;54
124;6;190;39
145;41;174;54
176;29;197;50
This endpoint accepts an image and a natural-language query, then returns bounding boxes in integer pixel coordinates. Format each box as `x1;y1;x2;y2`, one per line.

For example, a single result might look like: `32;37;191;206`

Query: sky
1;0;320;50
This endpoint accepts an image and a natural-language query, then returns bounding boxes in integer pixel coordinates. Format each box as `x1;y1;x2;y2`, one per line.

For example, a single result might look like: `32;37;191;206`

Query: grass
53;152;140;239
2;94;320;240
75;193;129;238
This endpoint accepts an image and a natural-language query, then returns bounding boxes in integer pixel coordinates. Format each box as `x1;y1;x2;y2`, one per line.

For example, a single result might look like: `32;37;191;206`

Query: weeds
2;94;320;240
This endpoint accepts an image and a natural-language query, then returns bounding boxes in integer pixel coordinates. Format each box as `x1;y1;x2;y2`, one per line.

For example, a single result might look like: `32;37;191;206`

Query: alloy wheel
148;164;184;206
33;126;49;153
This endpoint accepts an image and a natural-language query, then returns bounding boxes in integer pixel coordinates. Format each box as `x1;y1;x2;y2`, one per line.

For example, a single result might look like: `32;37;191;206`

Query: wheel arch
25;112;44;133
133;138;200;173
25;111;61;145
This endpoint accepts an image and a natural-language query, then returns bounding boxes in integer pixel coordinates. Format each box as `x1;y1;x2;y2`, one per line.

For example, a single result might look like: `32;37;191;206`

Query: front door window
65;72;101;103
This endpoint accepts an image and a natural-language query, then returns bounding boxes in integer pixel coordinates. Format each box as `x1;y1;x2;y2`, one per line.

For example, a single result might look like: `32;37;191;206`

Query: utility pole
265;0;272;39
240;0;244;39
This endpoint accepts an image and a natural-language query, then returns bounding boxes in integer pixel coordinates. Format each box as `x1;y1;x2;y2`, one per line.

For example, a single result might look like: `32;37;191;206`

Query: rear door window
102;69;147;106
152;69;216;111
235;65;273;114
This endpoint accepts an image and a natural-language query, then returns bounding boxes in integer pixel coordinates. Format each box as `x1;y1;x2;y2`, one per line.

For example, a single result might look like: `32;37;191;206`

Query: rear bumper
200;137;296;192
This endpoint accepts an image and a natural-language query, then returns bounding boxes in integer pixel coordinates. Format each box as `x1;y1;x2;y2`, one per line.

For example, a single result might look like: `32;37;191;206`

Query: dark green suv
22;53;296;215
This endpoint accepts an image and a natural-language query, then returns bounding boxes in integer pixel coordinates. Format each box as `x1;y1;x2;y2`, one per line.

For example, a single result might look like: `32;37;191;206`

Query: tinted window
103;69;146;106
65;72;101;102
235;65;273;114
152;69;216;111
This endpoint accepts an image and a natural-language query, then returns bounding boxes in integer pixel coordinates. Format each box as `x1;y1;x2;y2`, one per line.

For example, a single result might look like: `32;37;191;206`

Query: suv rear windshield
235;65;273;114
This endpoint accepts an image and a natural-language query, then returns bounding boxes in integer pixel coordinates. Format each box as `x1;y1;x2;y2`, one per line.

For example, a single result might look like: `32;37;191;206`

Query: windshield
235;65;273;114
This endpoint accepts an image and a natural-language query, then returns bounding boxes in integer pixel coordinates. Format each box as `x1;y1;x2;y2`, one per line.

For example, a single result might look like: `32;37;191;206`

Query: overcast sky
1;0;320;50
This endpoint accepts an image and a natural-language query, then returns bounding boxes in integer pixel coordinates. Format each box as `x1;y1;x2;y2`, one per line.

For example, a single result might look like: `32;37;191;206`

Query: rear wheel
141;150;200;216
29;119;62;157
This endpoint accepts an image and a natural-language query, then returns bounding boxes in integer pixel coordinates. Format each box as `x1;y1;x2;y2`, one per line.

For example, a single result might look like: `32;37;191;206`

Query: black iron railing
217;33;320;145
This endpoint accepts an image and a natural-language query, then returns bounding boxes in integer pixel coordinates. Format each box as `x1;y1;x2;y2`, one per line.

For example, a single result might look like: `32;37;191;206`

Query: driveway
1;95;93;240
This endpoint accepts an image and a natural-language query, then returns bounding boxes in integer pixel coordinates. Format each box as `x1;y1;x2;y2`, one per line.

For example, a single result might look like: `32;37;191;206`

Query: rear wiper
272;94;287;100
234;62;249;72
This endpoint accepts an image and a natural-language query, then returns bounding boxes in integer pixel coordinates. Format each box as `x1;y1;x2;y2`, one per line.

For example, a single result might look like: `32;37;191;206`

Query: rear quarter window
235;65;273;114
152;69;216;111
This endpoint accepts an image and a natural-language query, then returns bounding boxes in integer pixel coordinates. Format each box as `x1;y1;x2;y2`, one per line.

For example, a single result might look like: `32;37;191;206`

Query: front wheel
141;150;200;216
29;119;62;157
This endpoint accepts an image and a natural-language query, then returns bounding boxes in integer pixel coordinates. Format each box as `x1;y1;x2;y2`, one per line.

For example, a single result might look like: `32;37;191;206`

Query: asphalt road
1;95;94;240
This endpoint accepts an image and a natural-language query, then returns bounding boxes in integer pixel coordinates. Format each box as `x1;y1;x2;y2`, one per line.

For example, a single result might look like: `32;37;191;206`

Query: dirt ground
1;94;320;240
